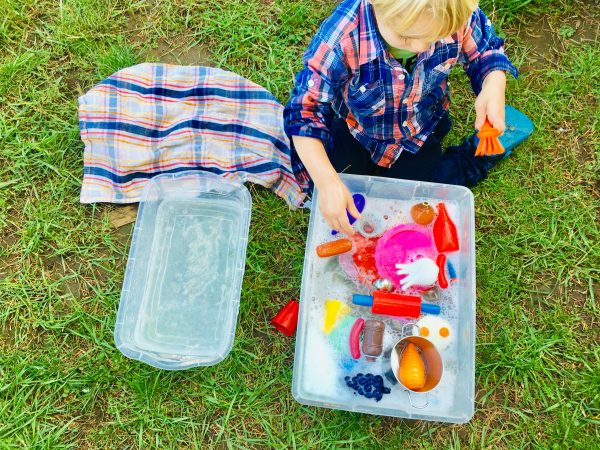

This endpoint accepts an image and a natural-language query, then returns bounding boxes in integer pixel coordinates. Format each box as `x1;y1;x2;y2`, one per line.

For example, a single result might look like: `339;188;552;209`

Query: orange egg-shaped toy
410;202;435;225
399;342;426;390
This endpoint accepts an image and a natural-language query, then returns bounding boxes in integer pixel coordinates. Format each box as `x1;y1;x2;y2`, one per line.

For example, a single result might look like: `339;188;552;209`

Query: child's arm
284;40;359;235
292;136;360;236
459;8;519;133
475;70;506;133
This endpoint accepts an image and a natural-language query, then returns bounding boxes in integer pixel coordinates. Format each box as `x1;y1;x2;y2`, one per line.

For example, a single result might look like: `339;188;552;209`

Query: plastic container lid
114;171;252;370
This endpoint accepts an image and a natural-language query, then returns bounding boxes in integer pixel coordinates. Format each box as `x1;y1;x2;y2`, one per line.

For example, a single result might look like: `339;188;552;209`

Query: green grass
1;0;599;447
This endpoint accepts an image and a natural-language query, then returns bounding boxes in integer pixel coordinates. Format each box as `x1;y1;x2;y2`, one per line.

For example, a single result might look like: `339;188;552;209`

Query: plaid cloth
79;64;308;207
284;0;518;172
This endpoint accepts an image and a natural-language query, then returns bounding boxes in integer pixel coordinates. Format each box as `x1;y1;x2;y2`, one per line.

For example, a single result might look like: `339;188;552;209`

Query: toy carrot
475;118;505;156
399;342;426;390
316;238;353;257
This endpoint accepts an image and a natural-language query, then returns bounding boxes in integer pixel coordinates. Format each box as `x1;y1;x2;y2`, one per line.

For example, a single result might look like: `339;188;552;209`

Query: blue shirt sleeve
459;8;519;94
283;35;349;143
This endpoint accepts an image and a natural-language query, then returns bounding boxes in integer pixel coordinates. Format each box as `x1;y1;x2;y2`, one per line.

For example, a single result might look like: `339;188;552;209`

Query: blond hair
371;0;478;41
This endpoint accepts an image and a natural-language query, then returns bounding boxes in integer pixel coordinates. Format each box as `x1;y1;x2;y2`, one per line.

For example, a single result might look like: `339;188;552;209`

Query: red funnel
271;300;299;336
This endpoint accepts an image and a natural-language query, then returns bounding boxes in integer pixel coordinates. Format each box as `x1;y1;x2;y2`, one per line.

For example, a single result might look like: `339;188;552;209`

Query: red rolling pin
352;291;440;318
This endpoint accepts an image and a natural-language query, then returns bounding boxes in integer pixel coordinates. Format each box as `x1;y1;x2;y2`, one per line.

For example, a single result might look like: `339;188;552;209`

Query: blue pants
328;115;498;187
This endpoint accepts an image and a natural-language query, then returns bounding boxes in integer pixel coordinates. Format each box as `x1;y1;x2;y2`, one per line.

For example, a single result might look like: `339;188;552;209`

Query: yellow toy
323;299;351;334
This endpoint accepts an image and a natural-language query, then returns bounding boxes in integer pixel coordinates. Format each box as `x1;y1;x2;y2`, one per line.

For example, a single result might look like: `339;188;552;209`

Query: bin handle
407;390;429;409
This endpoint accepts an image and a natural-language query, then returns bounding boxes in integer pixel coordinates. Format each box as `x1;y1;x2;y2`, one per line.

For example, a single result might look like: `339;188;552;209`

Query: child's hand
474;70;507;134
319;177;361;236
290;135;361;235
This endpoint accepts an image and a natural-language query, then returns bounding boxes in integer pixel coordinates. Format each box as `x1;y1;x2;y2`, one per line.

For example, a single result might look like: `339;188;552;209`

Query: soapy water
298;196;466;415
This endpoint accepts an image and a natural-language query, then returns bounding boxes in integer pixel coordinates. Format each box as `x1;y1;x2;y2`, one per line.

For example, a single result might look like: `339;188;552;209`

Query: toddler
284;0;532;234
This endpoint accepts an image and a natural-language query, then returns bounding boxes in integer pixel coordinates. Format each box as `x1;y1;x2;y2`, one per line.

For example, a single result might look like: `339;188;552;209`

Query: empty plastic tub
114;171;252;370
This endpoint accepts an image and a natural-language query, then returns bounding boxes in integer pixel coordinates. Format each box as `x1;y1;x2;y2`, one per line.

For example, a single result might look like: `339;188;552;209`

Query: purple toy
332;193;366;235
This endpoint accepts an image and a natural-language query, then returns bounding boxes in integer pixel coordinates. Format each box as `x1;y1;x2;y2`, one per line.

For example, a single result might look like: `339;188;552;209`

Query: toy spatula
475;118;504;156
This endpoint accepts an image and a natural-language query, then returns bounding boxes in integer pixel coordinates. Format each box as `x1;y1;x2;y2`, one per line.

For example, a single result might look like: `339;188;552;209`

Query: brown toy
475;119;504;156
362;320;385;361
316;238;353;257
410;202;435;225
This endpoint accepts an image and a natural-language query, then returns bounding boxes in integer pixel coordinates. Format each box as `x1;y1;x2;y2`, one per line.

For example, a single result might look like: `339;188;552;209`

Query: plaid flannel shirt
284;0;518;172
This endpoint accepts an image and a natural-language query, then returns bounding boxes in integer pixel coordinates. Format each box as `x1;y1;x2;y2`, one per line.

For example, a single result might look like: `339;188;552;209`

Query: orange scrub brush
475;118;504;156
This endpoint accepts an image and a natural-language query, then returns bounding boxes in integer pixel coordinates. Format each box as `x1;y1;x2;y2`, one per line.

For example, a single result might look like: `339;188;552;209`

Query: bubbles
299;195;466;413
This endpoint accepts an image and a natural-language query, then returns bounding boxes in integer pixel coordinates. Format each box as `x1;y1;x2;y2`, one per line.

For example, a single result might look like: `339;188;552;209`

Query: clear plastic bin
114;171;252;370
292;174;476;423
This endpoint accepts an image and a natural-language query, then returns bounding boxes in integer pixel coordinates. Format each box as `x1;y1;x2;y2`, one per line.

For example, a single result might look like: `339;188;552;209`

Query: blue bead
383;387;391;394
357;373;363;377
344;376;350;381
374;375;383;382
366;373;373;379
364;385;372;393
375;394;382;402
358;389;364;395
365;392;374;399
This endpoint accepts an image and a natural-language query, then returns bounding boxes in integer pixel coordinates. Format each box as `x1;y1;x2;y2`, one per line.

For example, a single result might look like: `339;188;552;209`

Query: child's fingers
338;214;355;236
323;213;338;232
346;196;362;220
487;108;506;135
329;218;341;233
327;219;338;233
474;98;487;130
336;210;354;236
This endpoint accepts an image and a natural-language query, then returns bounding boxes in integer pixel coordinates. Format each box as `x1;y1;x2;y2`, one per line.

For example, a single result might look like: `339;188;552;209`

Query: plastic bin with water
292;174;476;423
114;171;252;370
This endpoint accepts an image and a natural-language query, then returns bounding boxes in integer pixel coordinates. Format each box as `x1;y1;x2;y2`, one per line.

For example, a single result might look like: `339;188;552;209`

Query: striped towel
79;63;308;207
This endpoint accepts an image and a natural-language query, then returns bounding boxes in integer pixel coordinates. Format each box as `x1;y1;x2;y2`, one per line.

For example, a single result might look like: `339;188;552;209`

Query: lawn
0;0;598;448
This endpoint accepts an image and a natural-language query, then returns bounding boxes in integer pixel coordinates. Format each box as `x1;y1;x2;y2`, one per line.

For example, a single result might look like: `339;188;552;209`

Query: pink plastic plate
374;224;436;290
